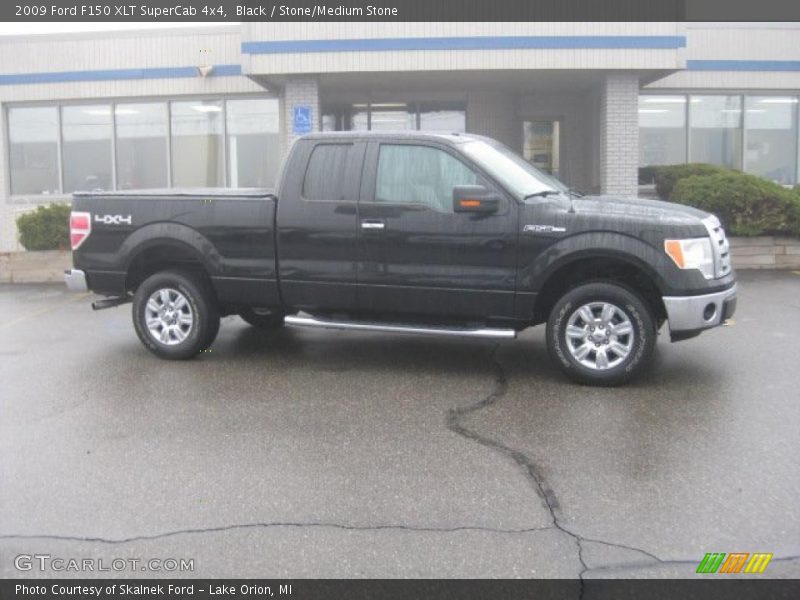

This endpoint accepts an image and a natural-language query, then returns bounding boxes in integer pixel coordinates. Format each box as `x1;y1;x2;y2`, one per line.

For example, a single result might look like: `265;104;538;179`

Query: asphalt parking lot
1;270;798;579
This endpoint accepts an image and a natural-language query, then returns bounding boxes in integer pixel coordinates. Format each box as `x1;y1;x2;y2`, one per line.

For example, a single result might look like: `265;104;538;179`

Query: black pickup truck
65;132;736;385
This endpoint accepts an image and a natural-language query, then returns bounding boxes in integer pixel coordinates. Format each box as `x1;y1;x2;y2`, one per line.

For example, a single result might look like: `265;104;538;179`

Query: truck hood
570;194;710;226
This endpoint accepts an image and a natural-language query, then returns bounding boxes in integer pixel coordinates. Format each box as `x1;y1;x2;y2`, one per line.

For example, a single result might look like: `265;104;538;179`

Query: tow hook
92;296;132;311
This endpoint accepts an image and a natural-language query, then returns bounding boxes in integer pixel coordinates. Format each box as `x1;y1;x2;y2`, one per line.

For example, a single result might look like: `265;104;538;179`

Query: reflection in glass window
369;104;416;131
227;99;280;187
62;105;113;192
115;103;168;190
303;144;352;201
639;95;687;169
8;106;60;195
170;100;224;187
419;104;466;132
744;97;798;185
689;95;742;169
375;145;477;212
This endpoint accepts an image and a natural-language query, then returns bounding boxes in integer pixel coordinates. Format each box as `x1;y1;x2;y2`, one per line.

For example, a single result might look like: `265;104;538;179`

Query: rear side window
302;143;353;201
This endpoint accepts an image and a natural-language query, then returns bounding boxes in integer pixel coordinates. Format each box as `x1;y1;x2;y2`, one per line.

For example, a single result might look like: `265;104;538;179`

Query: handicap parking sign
293;105;313;134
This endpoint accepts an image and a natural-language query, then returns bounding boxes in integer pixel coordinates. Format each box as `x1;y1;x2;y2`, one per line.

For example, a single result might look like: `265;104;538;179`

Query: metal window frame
3;92;276;202
641;91;800;184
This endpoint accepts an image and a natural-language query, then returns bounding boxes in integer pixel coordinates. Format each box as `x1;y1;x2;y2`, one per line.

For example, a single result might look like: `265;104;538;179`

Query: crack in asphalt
445;345;669;585
0;522;554;546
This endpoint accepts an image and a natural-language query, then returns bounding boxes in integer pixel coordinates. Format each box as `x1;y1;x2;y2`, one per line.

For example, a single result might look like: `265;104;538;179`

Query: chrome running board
284;314;517;340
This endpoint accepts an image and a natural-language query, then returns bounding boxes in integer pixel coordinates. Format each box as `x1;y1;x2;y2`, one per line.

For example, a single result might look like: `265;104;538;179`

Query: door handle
361;220;385;230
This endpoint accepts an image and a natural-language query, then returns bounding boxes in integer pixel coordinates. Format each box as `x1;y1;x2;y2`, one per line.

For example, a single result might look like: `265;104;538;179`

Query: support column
280;76;320;158
599;73;639;197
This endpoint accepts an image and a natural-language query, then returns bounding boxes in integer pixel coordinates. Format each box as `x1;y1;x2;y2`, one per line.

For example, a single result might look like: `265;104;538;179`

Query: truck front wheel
546;282;655;386
132;270;220;360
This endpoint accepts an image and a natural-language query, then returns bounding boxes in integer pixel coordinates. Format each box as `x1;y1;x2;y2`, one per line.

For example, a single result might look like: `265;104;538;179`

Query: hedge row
643;164;800;238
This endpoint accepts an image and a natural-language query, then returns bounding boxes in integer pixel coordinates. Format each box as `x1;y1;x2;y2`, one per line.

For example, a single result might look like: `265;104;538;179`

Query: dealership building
1;21;799;251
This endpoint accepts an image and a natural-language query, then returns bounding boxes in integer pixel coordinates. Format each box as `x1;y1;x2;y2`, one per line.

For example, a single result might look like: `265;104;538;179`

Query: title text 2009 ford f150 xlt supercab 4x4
64;132;736;385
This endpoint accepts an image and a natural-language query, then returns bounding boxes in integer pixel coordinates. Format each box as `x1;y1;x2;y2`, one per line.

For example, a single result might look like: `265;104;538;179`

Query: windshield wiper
523;190;561;200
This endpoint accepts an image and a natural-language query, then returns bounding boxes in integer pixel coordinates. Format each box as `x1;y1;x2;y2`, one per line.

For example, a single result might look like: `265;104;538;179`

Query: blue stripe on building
687;60;800;71
241;35;687;54
0;64;242;86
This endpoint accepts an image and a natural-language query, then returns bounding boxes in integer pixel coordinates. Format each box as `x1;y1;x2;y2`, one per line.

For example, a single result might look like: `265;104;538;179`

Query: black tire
132;270;219;360
546;282;656;386
238;307;285;330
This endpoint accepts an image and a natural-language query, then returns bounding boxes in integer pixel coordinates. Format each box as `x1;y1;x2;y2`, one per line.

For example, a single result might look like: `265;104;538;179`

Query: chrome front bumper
663;283;737;334
64;269;88;292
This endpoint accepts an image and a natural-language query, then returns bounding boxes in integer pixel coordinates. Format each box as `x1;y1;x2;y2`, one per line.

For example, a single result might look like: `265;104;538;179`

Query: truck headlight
664;238;714;279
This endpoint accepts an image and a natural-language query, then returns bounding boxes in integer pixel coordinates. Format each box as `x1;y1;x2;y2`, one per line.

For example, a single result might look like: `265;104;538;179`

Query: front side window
8;106;60;195
62;104;113;192
375;144;478;213
303;144;353;201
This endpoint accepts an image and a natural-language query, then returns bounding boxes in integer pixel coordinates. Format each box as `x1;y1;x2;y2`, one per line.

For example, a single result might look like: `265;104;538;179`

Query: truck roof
299;131;490;145
73;188;274;199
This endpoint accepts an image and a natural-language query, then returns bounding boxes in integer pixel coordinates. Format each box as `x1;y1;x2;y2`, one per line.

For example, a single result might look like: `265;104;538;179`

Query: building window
115;103;168;190
689;95;742;170
744;97;798;185
638;95;687;170
8;106;60;195
6;96;279;197
419;103;466;132
321;102;466;133
61;105;113;193
369;103;416;131
523;120;561;178
170;100;225;187
226;98;280;188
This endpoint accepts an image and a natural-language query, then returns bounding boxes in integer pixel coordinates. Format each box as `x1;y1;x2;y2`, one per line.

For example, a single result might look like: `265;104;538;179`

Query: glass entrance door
522;120;561;178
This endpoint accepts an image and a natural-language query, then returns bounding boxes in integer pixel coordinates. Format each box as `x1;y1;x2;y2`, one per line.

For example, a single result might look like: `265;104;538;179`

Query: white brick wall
599;73;639;197
280;76;320;157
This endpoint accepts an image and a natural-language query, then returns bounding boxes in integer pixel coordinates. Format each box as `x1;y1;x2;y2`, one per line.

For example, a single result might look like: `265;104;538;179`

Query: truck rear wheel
238;308;285;330
546;282;655;386
132;270;220;360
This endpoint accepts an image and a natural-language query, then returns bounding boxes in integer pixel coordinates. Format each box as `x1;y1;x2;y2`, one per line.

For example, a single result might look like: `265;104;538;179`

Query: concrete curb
1;239;799;285
0;250;72;283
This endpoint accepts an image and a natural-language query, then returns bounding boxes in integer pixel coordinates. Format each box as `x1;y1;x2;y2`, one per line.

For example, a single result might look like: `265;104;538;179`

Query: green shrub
16;203;71;251
670;171;800;237
653;163;730;200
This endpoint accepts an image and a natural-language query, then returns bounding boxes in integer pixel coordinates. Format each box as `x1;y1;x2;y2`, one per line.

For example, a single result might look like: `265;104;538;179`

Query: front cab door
357;140;518;321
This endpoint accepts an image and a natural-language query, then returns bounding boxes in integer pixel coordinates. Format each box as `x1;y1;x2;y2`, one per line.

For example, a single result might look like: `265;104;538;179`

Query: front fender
519;231;673;294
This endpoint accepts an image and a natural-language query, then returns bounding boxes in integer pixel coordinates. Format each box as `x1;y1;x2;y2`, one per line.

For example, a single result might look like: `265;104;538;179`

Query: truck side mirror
453;185;500;214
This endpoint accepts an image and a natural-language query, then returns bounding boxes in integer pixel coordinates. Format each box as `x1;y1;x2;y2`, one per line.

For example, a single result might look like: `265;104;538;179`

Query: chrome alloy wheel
565;302;634;370
145;288;194;345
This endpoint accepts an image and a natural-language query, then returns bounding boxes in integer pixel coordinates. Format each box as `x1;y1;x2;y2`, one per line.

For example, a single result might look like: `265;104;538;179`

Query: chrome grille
703;216;731;278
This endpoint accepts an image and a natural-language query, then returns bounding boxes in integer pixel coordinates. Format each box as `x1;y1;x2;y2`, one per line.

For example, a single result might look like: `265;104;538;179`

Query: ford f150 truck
64;132;736;385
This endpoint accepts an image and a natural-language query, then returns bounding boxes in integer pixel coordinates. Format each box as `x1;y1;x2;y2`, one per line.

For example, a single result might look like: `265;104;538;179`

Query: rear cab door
276;137;367;312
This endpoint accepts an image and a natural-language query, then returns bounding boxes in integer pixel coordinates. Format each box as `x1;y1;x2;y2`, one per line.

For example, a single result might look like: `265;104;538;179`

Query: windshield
461;139;569;198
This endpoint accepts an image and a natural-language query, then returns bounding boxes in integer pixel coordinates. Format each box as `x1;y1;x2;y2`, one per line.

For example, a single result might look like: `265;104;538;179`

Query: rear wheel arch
125;240;214;294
